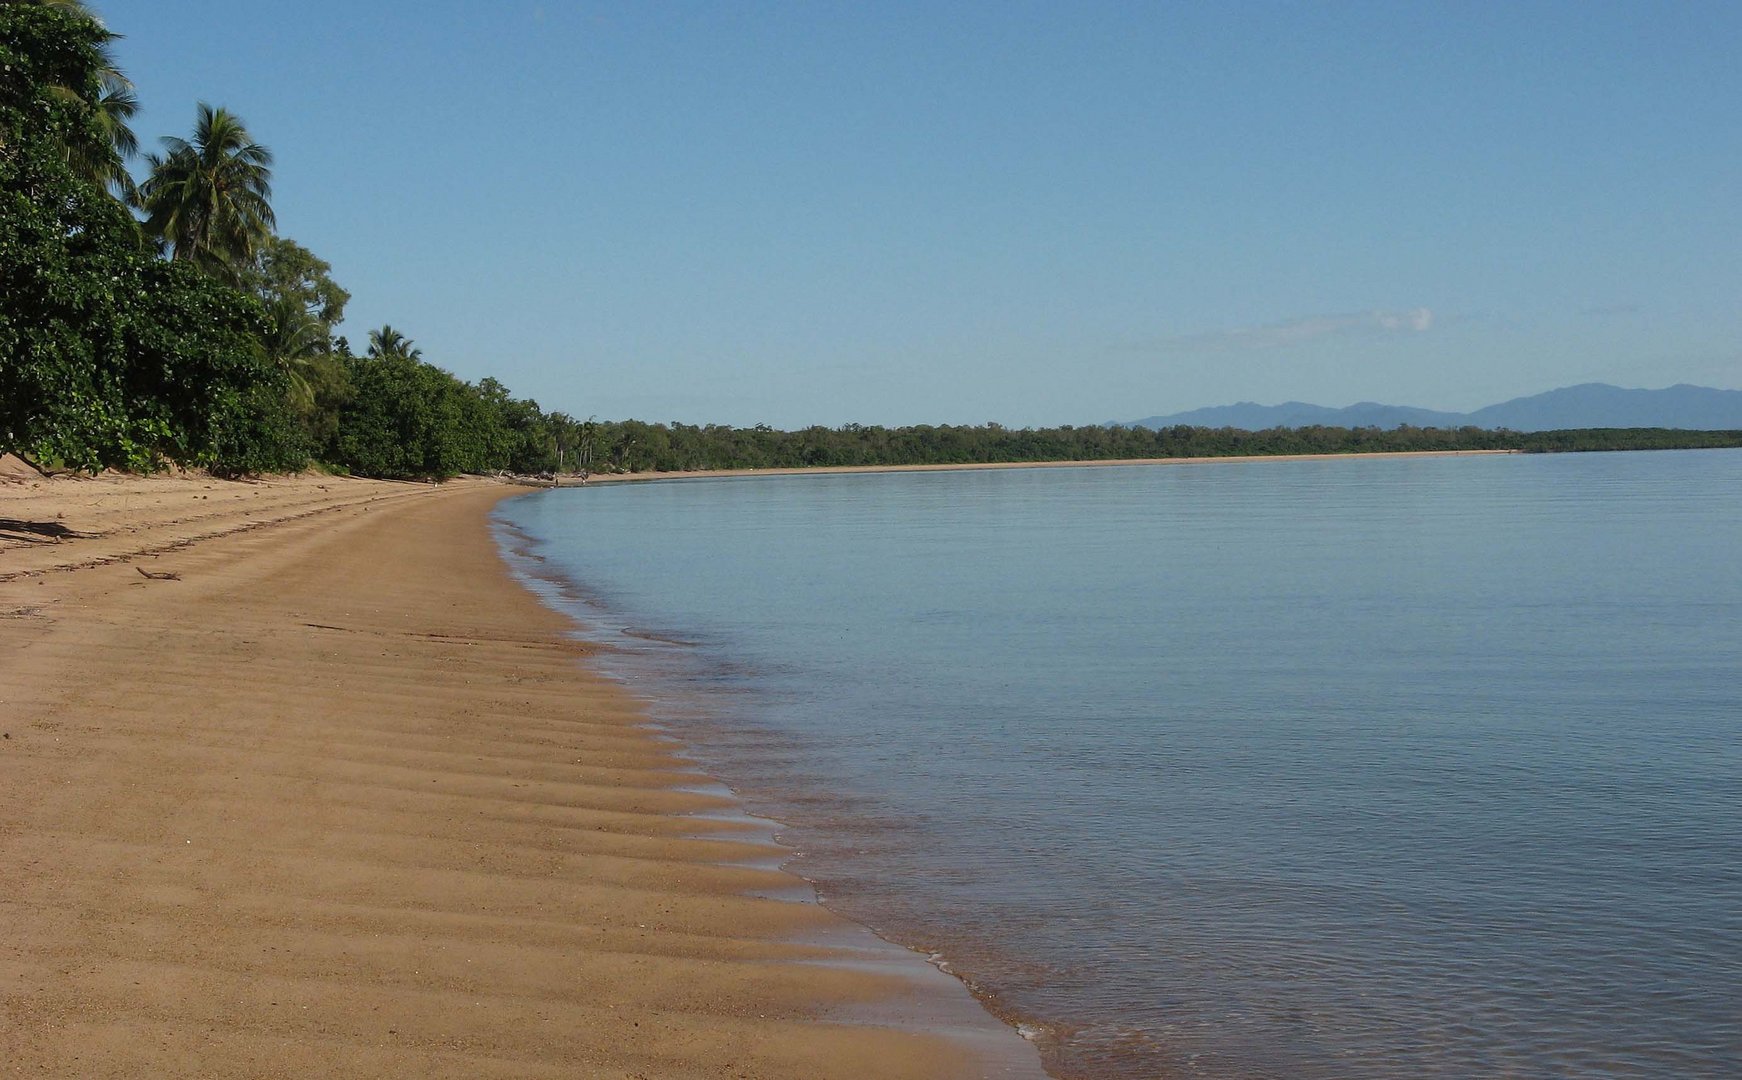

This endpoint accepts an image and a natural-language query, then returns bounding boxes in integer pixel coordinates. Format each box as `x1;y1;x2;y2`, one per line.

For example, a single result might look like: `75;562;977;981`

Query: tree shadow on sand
0;519;100;544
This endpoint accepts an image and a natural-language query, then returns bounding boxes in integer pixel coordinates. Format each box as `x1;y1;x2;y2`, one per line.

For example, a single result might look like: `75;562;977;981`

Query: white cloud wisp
1158;307;1435;353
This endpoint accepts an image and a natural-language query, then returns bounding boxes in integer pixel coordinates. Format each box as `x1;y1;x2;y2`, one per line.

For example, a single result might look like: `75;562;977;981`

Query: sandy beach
0;467;1039;1079
542;448;1520;487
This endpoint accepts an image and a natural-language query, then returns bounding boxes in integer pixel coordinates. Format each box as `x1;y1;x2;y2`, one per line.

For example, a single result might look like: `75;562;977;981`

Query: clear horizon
105;1;1742;427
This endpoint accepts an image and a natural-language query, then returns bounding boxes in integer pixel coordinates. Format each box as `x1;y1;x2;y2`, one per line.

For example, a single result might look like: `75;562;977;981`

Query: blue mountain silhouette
1119;383;1742;431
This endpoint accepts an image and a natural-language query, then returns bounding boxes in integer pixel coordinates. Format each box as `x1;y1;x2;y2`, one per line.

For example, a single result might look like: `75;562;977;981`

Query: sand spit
1;471;1041;1078
536;448;1521;487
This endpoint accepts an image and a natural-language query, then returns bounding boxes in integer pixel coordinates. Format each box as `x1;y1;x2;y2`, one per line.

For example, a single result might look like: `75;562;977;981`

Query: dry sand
1;466;1042;1079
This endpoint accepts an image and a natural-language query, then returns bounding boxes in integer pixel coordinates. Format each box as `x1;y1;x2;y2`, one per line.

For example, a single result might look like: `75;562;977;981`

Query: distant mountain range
1118;383;1742;432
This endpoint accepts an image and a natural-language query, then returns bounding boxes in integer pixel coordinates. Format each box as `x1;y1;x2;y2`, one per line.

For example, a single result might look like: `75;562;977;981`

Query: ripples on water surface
498;450;1742;1079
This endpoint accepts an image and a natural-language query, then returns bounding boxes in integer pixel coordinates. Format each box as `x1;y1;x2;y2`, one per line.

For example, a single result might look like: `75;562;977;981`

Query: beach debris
135;567;182;581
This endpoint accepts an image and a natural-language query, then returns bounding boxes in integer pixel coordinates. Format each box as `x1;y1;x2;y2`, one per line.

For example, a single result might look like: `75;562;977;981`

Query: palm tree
140;103;275;276
65;70;139;202
261;297;329;407
367;326;421;362
4;0;141;203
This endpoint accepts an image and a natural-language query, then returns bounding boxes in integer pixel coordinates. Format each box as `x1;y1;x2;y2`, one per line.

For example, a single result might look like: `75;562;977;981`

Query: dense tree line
0;4;299;473
573;420;1742;474
0;3;573;479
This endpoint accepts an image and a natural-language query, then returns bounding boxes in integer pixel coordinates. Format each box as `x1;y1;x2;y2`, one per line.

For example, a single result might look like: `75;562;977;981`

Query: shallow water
497;450;1742;1078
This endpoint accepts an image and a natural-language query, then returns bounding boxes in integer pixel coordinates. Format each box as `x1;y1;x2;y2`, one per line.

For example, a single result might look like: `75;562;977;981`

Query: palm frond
367;326;422;362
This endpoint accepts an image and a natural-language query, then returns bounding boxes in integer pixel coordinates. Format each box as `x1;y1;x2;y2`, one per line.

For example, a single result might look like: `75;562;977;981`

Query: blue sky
104;1;1740;426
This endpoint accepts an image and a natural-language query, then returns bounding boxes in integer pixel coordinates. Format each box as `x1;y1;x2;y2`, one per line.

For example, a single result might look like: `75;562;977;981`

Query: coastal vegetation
4;4;1741;481
0;2;561;477
541;422;1742;473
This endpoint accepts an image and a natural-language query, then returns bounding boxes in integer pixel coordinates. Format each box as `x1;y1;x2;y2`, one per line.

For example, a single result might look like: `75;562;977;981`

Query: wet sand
0;468;1040;1078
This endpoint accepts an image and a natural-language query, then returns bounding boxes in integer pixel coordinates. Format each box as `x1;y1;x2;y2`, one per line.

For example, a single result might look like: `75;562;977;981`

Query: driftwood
497;470;595;489
135;567;182;581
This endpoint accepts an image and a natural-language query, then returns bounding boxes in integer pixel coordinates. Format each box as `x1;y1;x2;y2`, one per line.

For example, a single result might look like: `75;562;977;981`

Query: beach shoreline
539;447;1521;487
0;470;1045;1078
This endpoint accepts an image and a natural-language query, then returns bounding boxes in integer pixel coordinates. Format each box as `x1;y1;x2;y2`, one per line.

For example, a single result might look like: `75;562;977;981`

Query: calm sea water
496;450;1742;1079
